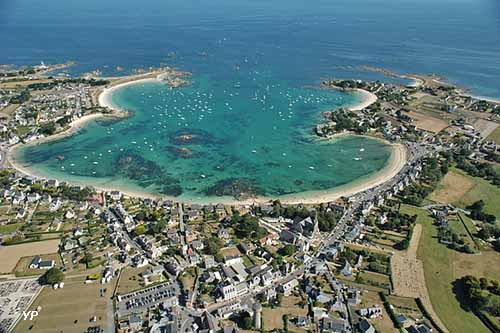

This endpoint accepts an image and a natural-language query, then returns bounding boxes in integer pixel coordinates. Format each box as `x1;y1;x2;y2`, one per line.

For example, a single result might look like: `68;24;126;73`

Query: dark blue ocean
4;0;500;202
1;0;500;97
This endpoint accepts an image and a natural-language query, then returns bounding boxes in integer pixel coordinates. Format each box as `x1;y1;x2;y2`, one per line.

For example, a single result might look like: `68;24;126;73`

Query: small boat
359;148;365;152
252;150;257;153
354;157;362;161
309;166;315;170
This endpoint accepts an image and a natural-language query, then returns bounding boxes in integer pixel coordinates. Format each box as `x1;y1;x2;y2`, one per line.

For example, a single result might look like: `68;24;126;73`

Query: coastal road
0;148;6;169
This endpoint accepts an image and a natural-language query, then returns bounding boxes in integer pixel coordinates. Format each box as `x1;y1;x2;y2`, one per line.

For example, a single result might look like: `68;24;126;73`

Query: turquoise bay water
16;77;391;201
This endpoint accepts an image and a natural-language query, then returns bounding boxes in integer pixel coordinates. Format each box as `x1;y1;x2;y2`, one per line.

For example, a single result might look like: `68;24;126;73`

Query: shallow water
16;78;392;200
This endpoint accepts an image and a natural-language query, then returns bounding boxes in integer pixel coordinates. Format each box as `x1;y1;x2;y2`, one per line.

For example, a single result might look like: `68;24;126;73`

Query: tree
39;122;56;135
494;239;500;252
283;314;289;332
468;200;485;212
395;239;409;250
40;268;64;285
134;224;147;236
276;291;284;306
233;214;267;240
80;252;94;267
279;244;296;256
151;220;167;234
205;237;223;255
239;311;253;329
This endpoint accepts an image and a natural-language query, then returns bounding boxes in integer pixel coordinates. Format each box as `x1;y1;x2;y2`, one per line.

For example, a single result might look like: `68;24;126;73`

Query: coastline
347;88;378;111
6;72;166;199
276;141;407;204
172;140;407;205
323;83;378;112
6;73;408;205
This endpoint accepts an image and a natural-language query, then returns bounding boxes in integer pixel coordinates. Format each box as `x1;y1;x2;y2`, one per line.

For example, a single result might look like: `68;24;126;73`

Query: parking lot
116;282;179;318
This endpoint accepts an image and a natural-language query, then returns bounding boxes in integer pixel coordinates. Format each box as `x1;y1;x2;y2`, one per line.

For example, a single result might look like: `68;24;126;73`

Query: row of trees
437;227;475;254
467;200;496;224
460;275;500;317
270;201;339;232
232;213;268;241
27;78;110;90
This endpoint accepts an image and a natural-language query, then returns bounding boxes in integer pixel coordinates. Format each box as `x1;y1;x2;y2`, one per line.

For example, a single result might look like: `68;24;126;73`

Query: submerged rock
168;129;220;146
204;178;263;200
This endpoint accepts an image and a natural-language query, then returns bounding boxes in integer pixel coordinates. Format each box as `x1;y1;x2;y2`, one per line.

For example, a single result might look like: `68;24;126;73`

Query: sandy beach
98;77;160;112
6;73;408;205
347;88;378;111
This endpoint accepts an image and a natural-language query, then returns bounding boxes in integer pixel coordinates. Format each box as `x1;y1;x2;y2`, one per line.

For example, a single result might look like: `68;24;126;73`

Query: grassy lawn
400;204;490;333
487;126;500;145
180;266;198;290
357;291;398;333
261;295;307;332
451;169;500;219
14;253;61;277
447;215;476;249
15;275;115;333
0;222;21;234
116;266;149;295
358;271;391;289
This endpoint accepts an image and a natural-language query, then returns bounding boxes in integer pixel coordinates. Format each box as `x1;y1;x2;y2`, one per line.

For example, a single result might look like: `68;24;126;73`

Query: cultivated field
453;173;500;219
430;168;500;219
429;170;475;204
453;250;500;281
0;239;60;273
407;110;449;133
473;118;498;139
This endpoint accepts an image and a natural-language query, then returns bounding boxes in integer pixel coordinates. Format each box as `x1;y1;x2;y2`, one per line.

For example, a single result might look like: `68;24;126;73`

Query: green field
452;169;500;219
400;204;490;333
0;223;21;234
487;126;500;145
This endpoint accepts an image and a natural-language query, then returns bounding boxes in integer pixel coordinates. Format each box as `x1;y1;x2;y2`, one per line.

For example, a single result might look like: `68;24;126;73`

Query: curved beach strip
276;142;407;205
347;88;378;111
7;75;407;205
